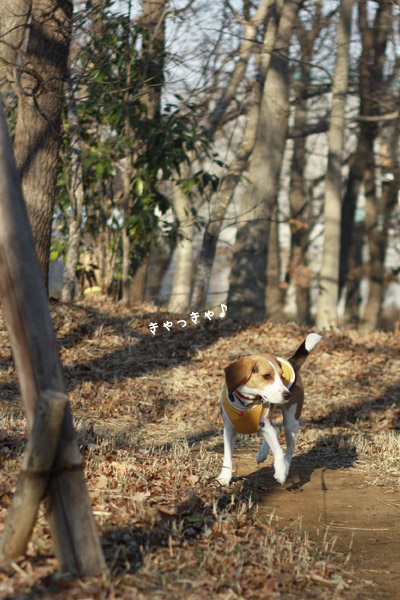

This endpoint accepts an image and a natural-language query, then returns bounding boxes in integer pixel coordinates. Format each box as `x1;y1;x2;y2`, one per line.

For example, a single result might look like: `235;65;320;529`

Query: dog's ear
224;357;256;393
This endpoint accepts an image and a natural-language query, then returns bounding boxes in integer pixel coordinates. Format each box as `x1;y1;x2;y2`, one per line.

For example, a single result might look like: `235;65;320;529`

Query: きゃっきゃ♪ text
149;304;227;335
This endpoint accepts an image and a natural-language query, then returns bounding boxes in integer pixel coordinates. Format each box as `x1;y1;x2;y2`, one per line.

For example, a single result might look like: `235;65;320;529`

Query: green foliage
55;0;219;289
50;237;67;264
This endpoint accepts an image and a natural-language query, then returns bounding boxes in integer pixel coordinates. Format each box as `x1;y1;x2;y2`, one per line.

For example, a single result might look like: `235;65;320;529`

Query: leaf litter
0;297;399;599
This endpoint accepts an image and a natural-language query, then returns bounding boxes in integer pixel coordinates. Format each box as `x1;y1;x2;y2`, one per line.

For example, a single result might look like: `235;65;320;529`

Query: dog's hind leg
283;403;299;467
256;440;270;464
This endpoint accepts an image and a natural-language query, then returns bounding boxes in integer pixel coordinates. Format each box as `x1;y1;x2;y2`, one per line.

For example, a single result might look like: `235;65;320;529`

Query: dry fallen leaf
96;474;108;489
132;491;151;503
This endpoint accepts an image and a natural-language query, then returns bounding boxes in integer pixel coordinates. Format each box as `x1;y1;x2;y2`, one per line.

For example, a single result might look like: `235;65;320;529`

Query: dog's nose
283;391;291;401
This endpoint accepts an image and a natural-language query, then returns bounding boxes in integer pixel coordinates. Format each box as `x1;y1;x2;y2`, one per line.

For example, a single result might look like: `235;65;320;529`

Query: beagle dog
217;333;321;486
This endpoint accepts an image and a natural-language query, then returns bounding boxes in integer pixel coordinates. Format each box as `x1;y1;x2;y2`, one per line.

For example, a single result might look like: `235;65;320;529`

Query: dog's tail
289;333;322;371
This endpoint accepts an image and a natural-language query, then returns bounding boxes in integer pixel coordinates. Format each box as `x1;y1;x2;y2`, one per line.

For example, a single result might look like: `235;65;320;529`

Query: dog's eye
263;373;273;381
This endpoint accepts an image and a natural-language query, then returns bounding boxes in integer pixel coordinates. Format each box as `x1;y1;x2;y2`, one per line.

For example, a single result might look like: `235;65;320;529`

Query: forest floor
0;297;399;599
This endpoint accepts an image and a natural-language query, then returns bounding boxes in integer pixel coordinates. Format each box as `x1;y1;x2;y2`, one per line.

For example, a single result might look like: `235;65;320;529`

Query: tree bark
121;6;135;304
0;1;32;82
191;0;283;310
207;0;274;137
121;150;133;303
339;1;391;324
122;218;131;302
361;171;399;331
189;109;259;310
6;0;73;288
93;227;117;293
339;134;370;322
265;204;284;321
61;76;85;303
287;103;311;324
228;0;301;321
316;0;353;329
130;254;151;302
141;0;166;121
358;1;393;331
120;0;166;302
287;107;313;325
168;182;194;312
286;4;321;325
342;221;363;324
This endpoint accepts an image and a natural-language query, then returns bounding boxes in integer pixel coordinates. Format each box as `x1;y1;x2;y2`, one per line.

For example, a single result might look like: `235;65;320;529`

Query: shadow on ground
308;381;400;431
227;432;358;503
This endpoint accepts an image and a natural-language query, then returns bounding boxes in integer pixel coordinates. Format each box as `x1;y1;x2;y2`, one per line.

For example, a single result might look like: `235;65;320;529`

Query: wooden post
0;391;67;561
0;99;106;575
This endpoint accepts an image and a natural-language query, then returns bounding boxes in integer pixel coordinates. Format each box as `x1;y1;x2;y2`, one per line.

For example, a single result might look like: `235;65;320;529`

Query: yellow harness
222;357;295;434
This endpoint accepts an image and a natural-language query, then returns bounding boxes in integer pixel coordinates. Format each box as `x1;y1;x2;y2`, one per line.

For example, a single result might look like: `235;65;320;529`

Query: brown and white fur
217;333;322;486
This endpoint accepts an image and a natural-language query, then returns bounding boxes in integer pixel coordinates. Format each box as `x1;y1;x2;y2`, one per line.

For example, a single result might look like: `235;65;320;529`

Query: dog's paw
273;458;289;485
273;470;286;485
256;441;269;464
216;468;232;486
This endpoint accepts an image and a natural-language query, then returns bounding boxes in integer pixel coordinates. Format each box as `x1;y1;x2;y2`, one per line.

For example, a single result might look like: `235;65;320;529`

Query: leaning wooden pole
0;391;68;560
0;99;106;575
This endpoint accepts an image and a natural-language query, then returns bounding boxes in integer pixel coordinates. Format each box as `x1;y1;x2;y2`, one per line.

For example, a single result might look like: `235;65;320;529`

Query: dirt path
234;453;400;599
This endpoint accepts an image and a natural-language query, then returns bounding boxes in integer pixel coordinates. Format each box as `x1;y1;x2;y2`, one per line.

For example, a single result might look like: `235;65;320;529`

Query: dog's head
224;354;295;405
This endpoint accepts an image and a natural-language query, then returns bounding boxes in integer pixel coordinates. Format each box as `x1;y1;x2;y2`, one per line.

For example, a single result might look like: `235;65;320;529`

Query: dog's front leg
217;418;237;486
261;421;288;485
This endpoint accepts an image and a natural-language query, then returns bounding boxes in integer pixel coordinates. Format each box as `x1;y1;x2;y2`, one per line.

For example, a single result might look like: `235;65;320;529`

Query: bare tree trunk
228;0;300;321
120;0;165;302
122;219;131;302
361;171;399;331
121;153;133;303
286;4;321;325
145;238;173;302
339;1;391;324
130;254;151;302
168;183;194;312
190;111;259;310
5;0;72;288
339;3;372;308
0;1;31;77
191;0;283;310
339;135;370;322
358;1;393;331
61;77;85;303
141;0;165;121
361;159;379;327
265;204;284;321
121;4;135;304
287;107;311;324
287;122;313;324
342;221;363;324
92;220;118;293
175;0;280;266
316;0;353;329
207;0;274;136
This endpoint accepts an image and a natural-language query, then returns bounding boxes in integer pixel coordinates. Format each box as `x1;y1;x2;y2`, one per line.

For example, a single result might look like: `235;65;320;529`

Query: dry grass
0;298;399;598
0;433;352;599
